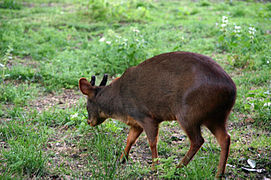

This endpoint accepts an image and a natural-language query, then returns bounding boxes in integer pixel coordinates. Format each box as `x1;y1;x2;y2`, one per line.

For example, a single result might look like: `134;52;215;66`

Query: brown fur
79;51;236;178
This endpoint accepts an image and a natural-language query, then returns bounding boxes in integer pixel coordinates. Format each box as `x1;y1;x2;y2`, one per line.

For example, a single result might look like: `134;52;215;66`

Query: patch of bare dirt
29;89;82;113
2;55;39;69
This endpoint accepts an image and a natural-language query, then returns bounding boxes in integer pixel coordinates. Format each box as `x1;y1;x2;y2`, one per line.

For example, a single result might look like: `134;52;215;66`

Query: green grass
0;0;271;179
0;120;48;177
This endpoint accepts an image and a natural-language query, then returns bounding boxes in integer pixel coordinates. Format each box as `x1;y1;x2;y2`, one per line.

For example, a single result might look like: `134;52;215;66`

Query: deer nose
87;119;95;127
87;119;91;125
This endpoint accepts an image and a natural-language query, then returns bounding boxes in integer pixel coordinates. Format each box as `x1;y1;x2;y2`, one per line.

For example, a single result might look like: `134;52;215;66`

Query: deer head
79;74;108;126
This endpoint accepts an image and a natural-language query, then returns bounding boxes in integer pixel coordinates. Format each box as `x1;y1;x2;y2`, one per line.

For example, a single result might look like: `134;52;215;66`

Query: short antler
90;75;96;86
99;74;108;86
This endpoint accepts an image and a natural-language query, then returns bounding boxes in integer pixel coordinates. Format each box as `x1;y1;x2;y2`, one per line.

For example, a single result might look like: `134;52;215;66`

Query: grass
1;0;271;179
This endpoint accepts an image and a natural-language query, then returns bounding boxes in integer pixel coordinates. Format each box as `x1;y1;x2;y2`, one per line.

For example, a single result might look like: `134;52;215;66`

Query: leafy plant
92;28;150;75
244;89;271;128
0;0;21;10
216;16;263;68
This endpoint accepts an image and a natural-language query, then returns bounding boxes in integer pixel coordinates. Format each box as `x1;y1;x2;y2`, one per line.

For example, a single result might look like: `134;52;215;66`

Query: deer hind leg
176;123;204;168
120;126;143;163
206;123;230;178
142;118;160;168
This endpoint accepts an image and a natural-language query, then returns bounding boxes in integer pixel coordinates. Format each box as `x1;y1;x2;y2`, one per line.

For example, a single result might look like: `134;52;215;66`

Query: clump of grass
86;0;153;22
79;123;125;178
156;147;218;179
0;122;47;177
243;88;271;128
0;0;22;10
1;140;47;177
199;1;210;7
0;82;39;105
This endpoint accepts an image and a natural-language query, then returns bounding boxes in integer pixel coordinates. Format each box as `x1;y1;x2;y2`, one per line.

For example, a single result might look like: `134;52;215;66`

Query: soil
29;89;82;113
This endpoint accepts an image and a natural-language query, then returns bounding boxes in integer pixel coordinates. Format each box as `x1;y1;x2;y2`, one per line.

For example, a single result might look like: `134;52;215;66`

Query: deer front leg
120;126;143;163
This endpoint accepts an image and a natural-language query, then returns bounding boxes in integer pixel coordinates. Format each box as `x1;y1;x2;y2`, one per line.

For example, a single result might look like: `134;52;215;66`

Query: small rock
245;118;255;123
71;153;80;158
247;159;256;168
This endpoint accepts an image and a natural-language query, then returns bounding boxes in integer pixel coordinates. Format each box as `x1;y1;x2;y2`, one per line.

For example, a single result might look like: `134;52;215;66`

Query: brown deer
79;51;236;178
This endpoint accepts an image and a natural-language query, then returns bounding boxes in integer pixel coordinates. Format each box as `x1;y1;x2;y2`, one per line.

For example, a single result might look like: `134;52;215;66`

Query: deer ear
79;78;95;98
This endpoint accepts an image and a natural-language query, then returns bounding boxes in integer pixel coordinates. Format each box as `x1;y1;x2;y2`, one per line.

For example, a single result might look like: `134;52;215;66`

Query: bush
216;16;271;69
0;0;21;10
91;28;150;75
87;0;153;22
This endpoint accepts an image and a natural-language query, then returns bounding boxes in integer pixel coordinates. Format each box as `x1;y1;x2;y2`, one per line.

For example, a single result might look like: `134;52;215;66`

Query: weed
216;15;271;69
0;0;21;10
92;28;150;75
243;88;271;128
86;0;153;22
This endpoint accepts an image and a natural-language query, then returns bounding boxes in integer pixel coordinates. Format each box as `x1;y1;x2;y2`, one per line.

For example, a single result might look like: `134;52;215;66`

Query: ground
4;89;267;179
1;0;271;179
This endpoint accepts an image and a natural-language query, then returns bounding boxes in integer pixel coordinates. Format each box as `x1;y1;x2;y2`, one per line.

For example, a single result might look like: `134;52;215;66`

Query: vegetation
0;0;270;179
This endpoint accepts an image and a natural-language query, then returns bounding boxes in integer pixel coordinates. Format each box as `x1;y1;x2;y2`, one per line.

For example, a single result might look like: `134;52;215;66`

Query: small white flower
222;16;228;24
0;63;4;68
121;42;127;46
221;23;227;28
132;28;140;33
215;22;218;27
249;27;256;31
106;41;111;45
264;102;271;107
99;37;106;42
235;25;241;30
249;31;255;35
248;27;256;35
267;61;270;64
220;23;227;31
71;113;78;119
235;26;241;31
233;25;241;34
